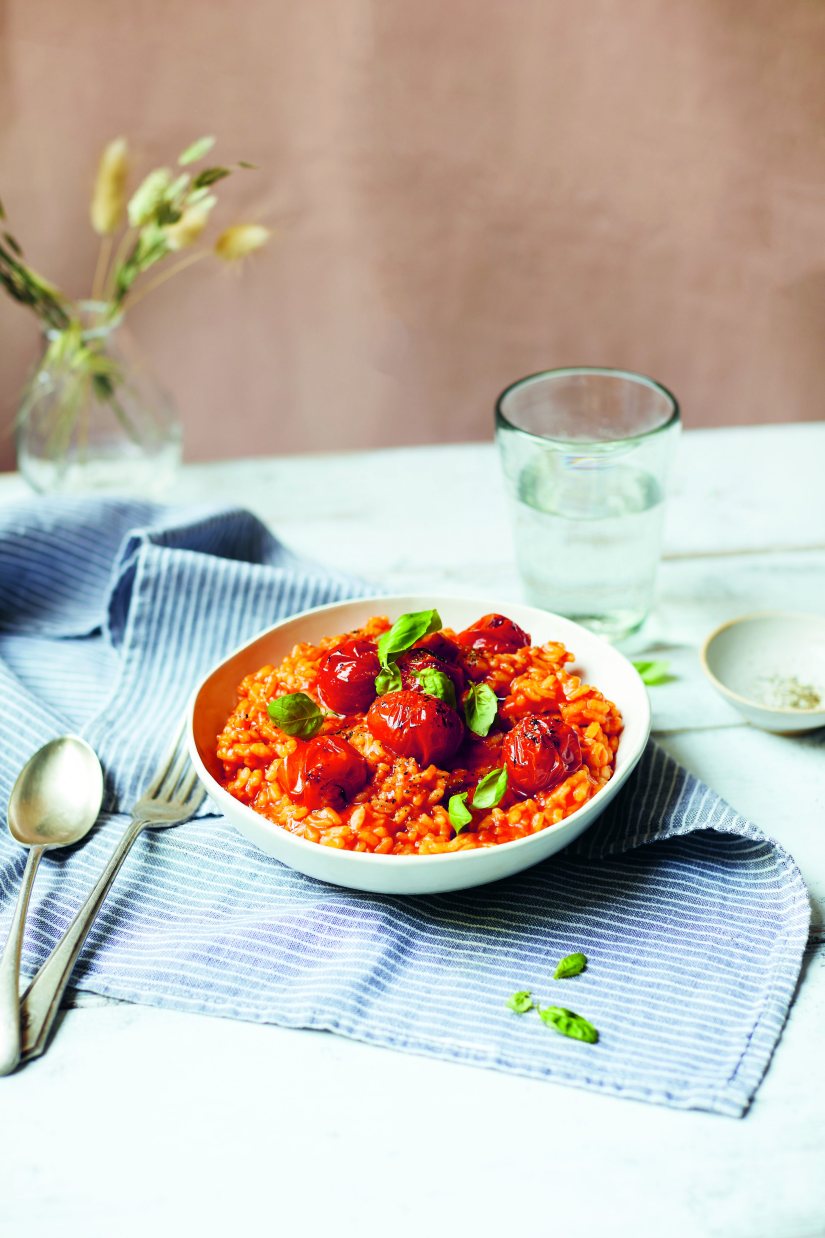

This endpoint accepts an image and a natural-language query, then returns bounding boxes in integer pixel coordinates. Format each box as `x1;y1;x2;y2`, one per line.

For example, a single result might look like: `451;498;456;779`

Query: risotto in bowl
188;596;650;894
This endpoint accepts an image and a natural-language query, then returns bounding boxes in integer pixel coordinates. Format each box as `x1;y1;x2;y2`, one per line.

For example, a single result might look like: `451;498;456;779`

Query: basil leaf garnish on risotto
377;609;442;667
463;682;498;737
538;1006;599;1044
267;692;326;738
506;990;534;1014
375;664;402;695
471;766;508;809
448;791;472;833
553;952;588;980
414;667;457;709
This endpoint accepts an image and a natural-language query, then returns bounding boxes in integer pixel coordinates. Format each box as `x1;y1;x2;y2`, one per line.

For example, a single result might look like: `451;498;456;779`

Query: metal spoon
0;736;103;1076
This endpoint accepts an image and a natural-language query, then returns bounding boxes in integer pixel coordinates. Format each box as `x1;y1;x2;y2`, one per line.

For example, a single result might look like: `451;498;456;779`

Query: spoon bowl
8;736;105;848
0;735;103;1076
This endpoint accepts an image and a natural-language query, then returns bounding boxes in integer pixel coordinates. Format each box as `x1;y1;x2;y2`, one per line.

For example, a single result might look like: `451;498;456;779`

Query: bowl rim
188;592;651;871
699;609;825;716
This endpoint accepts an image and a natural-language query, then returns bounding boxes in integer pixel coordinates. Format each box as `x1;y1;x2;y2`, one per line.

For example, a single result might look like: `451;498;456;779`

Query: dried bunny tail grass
165;196;216;251
91;137;129;236
127;167;174;228
214;223;271;261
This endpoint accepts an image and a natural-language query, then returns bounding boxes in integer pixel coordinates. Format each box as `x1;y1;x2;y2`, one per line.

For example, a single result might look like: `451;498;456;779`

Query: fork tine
144;718;186;798
176;765;201;804
158;744;190;801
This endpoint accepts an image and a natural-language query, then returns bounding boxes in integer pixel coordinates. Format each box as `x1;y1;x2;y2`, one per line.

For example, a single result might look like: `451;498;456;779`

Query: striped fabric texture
0;498;810;1116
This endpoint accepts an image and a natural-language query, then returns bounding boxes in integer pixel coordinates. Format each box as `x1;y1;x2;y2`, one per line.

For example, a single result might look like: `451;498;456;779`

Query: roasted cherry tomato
396;648;466;702
414;631;462;663
279;735;369;812
455;613;531;654
316;638;380;715
367;690;464;766
502;715;581;797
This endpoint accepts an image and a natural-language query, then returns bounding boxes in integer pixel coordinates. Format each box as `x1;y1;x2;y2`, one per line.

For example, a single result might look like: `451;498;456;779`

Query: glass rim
495;366;681;448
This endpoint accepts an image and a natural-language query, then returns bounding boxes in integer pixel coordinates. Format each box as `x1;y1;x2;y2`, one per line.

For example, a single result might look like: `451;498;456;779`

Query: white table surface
2;422;825;1238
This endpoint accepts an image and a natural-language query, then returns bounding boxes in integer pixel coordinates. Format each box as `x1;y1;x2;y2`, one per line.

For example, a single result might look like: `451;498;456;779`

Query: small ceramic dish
700;611;825;734
188;594;651;895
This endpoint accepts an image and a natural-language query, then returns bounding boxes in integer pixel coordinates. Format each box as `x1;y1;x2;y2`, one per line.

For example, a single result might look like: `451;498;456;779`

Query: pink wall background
2;0;824;471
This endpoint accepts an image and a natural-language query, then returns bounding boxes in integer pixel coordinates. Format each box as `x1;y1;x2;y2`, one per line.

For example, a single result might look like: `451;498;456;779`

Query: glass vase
16;301;182;496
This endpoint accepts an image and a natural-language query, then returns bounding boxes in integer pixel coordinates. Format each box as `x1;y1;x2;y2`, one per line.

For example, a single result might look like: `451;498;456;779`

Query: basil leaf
632;659;672;686
414;667;456;709
553;952;588;980
267;692;326;738
538;1006;599;1044
471;766;508;810
463;682;498;737
448;791;472;834
375;664;402;695
506;990;534;1014
377;609;442;667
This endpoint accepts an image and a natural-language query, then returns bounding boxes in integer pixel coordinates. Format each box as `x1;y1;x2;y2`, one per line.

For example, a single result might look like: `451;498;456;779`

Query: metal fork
19;720;205;1063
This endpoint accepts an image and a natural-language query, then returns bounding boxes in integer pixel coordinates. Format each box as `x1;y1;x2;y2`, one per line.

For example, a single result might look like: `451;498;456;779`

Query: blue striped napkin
0;498;810;1116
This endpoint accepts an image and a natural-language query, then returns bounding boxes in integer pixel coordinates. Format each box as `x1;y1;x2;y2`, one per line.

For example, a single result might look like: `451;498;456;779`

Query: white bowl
701;611;825;734
188;595;651;894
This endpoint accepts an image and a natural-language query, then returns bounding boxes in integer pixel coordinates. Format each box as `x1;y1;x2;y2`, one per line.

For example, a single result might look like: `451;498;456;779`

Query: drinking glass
496;367;680;641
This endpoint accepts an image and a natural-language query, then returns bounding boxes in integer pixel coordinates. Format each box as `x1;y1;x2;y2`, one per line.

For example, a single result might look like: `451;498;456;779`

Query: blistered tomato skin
414;631;462;663
279;735;369;812
367;690;464;766
396;649;466;701
503;715;582;797
316;638;380;715
455;614;532;654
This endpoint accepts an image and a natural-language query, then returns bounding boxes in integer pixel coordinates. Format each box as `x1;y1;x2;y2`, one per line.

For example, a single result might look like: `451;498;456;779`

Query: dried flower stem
120;249;208;312
4;133;268;467
91;234;113;303
104;227;137;302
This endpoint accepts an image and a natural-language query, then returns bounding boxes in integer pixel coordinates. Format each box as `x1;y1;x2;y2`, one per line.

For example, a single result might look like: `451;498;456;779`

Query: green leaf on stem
178;135;216;166
192;166;232;189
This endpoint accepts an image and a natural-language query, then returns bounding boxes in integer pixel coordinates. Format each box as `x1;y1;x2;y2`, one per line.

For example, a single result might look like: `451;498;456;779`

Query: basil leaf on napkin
415;667;456;709
506;990;534;1014
538;1006;599;1043
632;659;672;686
267;692;326;738
553;952;588;980
463;682;498;736
471;766;508;810
377;609;442;667
448;791;472;834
